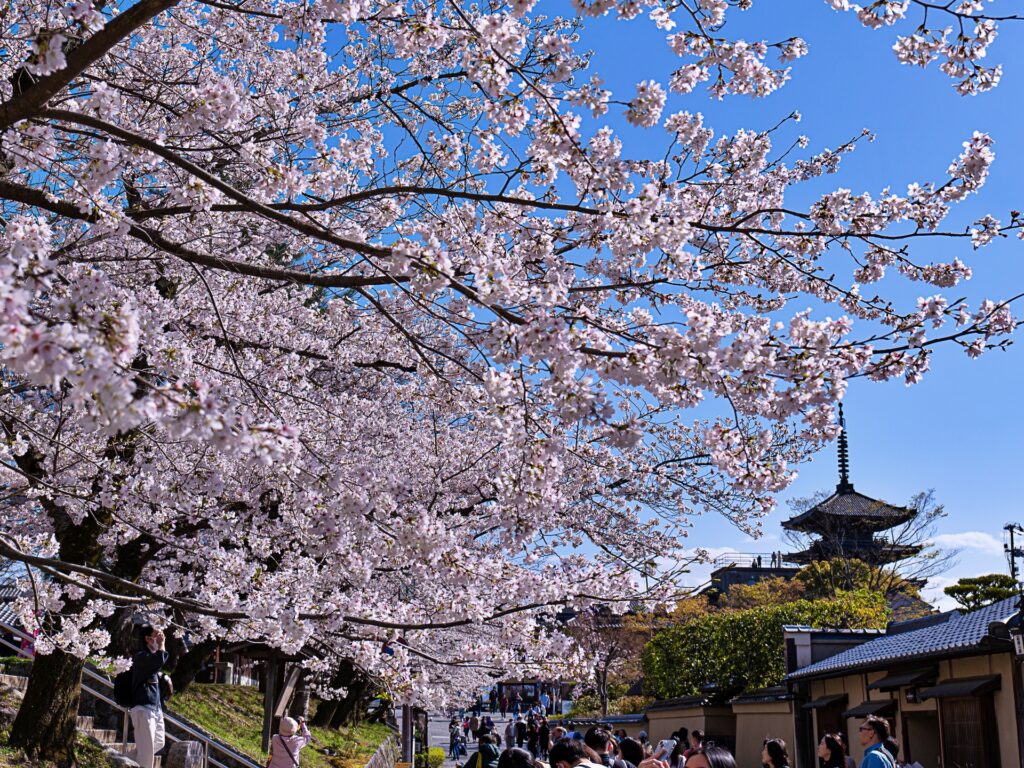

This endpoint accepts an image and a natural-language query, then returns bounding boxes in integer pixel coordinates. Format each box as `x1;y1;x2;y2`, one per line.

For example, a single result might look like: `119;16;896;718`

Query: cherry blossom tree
0;0;1021;762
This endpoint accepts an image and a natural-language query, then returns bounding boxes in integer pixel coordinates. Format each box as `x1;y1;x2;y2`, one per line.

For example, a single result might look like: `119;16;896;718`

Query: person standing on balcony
130;624;168;768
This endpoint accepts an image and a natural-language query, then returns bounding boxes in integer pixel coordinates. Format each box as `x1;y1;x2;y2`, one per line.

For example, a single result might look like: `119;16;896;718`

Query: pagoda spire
836;402;853;494
782;401;920;566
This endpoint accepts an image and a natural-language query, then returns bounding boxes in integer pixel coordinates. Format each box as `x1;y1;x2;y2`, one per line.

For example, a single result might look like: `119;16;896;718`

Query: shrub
415;747;445;768
0;656;32;676
642;591;890;698
569;693;652;717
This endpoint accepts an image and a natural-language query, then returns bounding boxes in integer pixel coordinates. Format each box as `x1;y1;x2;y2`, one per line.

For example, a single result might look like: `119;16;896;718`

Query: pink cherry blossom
0;0;1019;710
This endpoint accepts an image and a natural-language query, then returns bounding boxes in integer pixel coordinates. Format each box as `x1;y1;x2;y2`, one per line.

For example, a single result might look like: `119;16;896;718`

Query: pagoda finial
837;402;853;493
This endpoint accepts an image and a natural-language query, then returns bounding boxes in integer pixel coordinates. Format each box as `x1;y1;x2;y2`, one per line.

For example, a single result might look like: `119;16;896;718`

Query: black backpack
113;670;136;707
159;672;174;701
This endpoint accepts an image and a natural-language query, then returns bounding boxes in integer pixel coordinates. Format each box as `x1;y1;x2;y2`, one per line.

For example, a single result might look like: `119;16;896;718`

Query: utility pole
1005;523;1024;584
1003;523;1024;768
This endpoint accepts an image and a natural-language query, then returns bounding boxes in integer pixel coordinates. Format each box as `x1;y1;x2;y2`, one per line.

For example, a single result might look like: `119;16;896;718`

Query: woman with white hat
267;716;313;768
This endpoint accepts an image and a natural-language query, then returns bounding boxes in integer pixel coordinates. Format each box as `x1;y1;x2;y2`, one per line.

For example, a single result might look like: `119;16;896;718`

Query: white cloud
929;531;1004;556
923;575;960;612
691;546;743;561
658;547;742;592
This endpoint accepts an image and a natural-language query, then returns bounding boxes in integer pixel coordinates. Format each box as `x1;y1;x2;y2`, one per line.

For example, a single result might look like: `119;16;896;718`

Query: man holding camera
130;624;169;768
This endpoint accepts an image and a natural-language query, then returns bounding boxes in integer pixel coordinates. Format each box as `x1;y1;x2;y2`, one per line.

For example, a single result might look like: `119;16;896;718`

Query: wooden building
786;596;1023;768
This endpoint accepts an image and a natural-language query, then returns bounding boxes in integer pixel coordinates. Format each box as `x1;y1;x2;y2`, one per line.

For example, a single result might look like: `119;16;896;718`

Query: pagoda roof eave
781;489;914;533
785;542;923;566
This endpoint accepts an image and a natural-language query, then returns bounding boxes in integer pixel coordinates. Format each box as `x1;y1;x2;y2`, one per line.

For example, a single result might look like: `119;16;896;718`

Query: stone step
85;728;123;745
77;714;95;730
0;673;27;691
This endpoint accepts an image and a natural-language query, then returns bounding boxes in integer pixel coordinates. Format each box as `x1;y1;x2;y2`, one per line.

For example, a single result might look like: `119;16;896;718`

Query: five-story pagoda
782;405;921;566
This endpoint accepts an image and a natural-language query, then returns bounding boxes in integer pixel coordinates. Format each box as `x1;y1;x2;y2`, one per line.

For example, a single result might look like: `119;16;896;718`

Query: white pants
130;705;166;768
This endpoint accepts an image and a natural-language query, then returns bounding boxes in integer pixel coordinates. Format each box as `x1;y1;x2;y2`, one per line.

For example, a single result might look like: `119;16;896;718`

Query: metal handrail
0;619;262;768
709;551;799;568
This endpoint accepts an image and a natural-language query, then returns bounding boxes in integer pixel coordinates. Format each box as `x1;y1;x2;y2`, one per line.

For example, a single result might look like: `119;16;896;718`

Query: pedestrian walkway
428;714;517;768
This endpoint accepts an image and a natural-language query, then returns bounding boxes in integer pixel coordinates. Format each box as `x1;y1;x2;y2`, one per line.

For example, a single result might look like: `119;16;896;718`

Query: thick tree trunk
311;698;340;728
3;441;119;763
329;696;357;729
330;674;371;729
8;648;85;767
170;639;218;695
311;660;363;729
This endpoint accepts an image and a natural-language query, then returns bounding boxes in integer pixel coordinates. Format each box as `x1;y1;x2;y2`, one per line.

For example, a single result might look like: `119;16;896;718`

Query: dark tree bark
596;666;609;718
311;699;340;728
8;649;85;767
330;674;372;728
3;434;117;762
169;639;219;695
310;660;372;729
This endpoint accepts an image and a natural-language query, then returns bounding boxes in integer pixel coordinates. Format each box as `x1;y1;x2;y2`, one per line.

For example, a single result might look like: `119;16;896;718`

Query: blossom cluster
0;0;1019;705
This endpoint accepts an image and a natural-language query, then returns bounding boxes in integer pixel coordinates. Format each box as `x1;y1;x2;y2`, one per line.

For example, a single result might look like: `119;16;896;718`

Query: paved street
395;711;518;768
434;714;523;768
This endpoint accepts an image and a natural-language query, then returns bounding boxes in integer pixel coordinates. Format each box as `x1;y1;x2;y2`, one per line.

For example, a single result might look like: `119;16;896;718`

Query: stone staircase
1;672;157;767
76;712;164;768
78;713;129;747
0;673;27;692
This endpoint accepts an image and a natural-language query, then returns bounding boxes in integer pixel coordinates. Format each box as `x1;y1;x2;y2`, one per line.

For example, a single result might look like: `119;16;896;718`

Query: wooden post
275;665;301;718
261;655;279;753
401;704;414;763
1012;654;1024;768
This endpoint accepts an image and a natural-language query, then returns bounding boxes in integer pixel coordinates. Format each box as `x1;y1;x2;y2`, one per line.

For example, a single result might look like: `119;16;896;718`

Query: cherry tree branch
0;0;180;129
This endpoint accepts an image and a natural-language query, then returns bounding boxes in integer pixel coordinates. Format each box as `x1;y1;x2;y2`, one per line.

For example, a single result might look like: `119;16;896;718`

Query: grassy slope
168;683;392;768
0;733;111;768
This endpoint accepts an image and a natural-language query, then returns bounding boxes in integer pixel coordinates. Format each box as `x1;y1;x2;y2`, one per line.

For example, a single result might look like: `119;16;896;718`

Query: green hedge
0;656;32;676
569;694;652;717
415;747;445;768
642;591;889;698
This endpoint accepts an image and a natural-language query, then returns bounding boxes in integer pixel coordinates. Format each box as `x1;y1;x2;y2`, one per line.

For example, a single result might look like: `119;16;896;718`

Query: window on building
817;702;844;739
940;695;1001;768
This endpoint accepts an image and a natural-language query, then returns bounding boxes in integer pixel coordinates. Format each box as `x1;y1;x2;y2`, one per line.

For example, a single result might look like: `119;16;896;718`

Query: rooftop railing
708;552;800;568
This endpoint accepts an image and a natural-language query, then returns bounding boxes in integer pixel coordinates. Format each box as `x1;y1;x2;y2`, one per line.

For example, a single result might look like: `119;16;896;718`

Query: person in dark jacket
618;738;644;768
466;734;502;768
762;738;790;768
129;624;169;768
538;719;550;760
818;734;847;768
499;747;543;768
515;716;527;747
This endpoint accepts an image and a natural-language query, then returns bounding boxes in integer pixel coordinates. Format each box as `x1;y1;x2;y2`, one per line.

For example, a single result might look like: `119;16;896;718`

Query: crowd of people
465;689;555;720
448;713;903;768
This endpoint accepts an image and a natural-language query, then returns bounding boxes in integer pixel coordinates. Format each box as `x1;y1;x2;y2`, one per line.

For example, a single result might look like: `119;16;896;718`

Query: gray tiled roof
0;582;22;628
645;695;707;711
730;686;792;705
782;489;913;531
787;596;1020;680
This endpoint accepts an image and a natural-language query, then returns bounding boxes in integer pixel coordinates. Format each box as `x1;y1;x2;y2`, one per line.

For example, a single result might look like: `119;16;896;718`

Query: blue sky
563;2;1024;609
